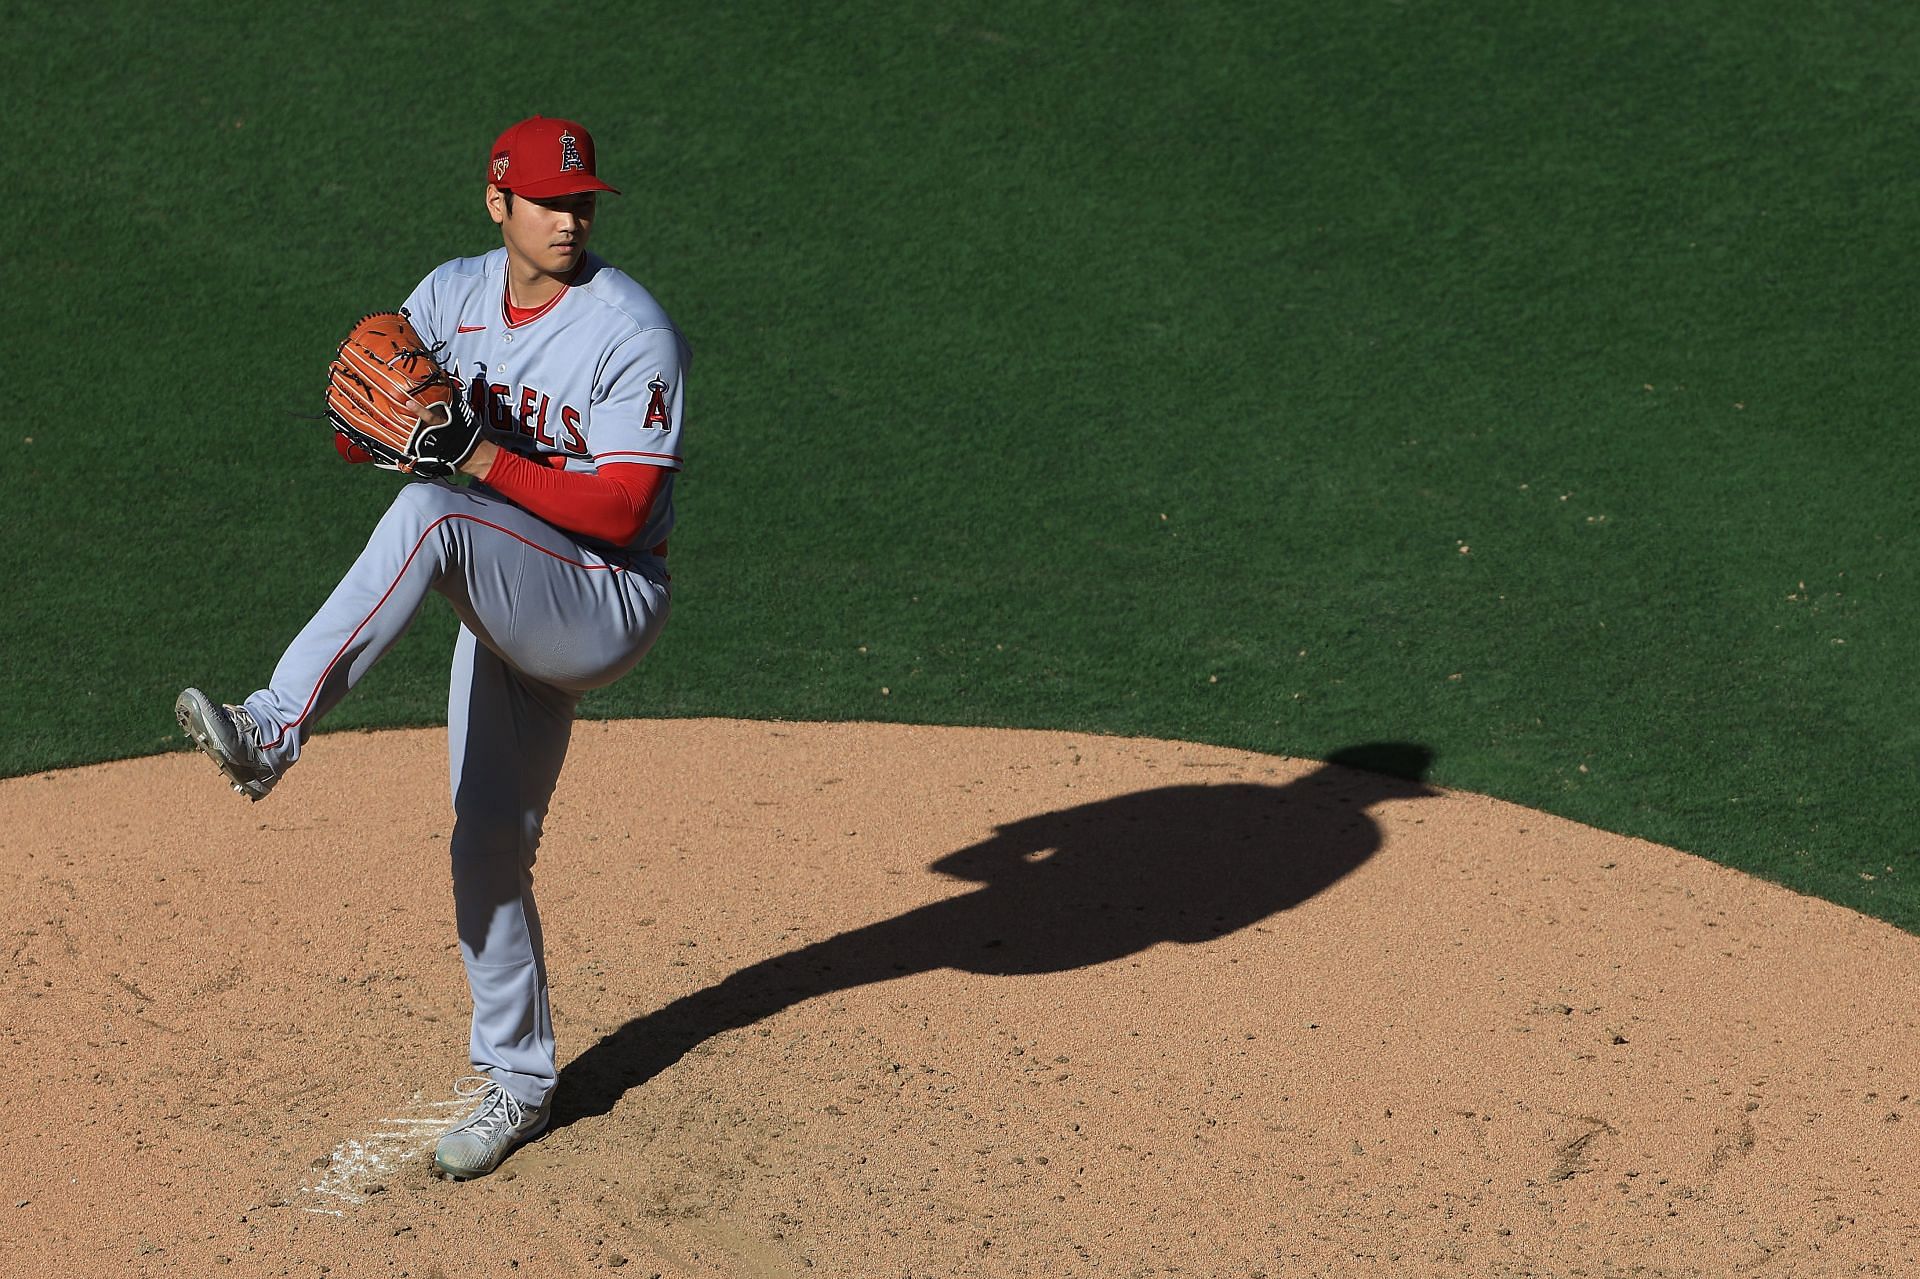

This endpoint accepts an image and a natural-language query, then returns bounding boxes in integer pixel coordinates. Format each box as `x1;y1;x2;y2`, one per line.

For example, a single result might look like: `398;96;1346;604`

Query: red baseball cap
487;115;620;198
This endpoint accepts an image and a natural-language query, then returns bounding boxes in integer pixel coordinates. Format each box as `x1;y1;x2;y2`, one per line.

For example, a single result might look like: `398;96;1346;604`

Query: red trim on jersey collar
502;281;568;328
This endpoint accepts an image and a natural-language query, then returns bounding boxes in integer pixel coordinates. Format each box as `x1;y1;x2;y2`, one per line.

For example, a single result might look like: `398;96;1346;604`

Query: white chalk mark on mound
293;1093;472;1215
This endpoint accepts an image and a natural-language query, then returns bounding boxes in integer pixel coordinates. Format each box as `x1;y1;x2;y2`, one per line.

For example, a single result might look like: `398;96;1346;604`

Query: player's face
489;187;597;279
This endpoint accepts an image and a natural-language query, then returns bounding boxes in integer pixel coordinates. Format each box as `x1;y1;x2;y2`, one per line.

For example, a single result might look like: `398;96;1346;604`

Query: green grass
6;2;1919;927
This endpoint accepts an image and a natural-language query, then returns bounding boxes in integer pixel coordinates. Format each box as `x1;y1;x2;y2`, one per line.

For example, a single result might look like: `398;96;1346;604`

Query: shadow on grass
551;741;1434;1129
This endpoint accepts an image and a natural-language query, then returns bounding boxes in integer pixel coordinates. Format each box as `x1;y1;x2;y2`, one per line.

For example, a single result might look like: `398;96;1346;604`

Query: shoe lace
452;1075;529;1139
227;704;261;744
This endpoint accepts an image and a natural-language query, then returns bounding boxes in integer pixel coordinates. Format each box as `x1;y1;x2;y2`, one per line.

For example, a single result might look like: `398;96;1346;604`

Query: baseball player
174;114;688;1179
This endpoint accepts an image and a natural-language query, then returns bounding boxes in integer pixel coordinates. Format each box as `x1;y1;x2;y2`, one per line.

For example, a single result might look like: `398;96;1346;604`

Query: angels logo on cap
487;115;620;199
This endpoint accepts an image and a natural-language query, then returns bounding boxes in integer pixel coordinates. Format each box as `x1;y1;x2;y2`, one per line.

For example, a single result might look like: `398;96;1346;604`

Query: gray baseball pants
239;479;670;1107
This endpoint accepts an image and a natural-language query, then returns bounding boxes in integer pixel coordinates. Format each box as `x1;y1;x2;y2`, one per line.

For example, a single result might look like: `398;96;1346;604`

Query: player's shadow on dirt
551;741;1434;1130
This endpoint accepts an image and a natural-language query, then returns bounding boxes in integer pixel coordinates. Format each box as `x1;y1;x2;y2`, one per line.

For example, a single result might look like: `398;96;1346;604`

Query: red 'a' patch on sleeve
644;375;670;429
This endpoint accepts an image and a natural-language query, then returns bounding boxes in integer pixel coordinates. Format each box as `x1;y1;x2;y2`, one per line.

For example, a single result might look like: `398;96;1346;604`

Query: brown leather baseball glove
324;310;480;478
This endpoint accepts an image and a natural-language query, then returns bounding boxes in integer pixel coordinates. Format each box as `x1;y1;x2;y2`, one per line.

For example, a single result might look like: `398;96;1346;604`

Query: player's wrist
459;439;501;480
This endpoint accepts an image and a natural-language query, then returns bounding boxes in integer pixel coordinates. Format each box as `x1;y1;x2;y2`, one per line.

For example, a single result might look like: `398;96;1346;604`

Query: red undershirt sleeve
479;449;668;545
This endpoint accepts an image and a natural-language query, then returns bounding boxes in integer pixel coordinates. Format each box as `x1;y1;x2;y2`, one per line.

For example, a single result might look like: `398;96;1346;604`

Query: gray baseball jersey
404;247;689;562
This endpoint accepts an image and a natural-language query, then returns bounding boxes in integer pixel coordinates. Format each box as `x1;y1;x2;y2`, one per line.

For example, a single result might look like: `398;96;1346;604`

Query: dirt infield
4;720;1916;1277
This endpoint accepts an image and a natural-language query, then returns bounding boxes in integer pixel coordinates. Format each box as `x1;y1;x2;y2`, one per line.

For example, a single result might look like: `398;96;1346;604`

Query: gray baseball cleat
174;687;277;802
434;1076;551;1180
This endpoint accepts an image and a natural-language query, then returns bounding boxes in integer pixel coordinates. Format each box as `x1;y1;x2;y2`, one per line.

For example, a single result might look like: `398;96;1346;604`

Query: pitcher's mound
3;720;1915;1277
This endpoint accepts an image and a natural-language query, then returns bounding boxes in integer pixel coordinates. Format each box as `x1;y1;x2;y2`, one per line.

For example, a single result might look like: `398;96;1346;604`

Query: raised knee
374;480;472;548
390;479;465;521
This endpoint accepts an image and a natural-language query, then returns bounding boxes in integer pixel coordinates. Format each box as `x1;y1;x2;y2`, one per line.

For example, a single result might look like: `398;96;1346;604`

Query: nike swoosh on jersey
457;324;487;333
